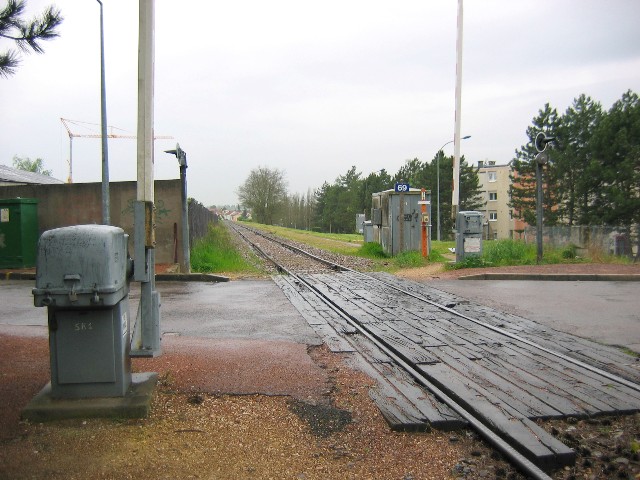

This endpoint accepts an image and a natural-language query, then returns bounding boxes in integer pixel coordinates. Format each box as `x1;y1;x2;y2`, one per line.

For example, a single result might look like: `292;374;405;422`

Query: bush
561;243;578;259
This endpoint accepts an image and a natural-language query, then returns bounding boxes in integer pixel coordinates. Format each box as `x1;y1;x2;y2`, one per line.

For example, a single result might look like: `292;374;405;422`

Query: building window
489;192;497;201
488;172;497;182
489;211;497;221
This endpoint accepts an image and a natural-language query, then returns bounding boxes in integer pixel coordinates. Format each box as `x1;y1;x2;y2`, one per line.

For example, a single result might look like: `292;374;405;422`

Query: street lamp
436;135;470;241
165;144;190;273
96;0;109;224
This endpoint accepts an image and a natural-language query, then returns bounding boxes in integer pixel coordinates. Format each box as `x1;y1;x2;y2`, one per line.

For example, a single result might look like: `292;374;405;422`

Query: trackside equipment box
33;225;133;398
455;211;484;263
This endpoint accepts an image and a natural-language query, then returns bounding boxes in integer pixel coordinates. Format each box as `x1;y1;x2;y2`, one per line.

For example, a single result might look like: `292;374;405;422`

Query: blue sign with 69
394;182;410;193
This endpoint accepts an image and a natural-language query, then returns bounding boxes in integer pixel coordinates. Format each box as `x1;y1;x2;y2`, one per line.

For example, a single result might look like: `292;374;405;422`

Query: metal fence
522;225;638;257
188;199;217;248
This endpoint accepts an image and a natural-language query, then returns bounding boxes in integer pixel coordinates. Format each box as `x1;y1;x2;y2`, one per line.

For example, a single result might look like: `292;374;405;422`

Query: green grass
221;222;631;274
248;223;363;255
445;238;619;271
356;242;387;259
357;241;448;269
190;223;259;273
483;239;536;266
394;250;427;268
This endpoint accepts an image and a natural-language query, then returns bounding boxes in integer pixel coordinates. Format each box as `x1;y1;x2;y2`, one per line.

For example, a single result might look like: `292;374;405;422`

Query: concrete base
21;372;158;422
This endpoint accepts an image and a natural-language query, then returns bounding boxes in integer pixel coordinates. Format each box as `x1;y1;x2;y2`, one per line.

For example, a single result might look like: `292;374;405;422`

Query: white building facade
476;161;515;240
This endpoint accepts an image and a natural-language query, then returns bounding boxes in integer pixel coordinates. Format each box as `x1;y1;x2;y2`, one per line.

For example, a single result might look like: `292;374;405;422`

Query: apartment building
476;160;515;239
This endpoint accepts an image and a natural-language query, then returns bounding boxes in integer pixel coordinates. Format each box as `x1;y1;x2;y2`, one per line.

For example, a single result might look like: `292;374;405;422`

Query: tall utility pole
97;0;109;224
451;0;464;218
131;0;161;358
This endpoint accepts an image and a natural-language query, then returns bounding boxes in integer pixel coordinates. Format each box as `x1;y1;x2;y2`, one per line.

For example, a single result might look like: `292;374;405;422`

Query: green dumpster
0;198;39;268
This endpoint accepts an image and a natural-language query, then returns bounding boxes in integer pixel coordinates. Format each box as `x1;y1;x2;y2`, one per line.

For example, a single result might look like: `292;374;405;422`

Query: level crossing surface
274;270;640;471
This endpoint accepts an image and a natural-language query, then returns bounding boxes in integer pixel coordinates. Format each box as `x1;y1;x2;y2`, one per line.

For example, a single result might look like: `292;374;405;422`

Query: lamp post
436;135;470;241
96;0;109;224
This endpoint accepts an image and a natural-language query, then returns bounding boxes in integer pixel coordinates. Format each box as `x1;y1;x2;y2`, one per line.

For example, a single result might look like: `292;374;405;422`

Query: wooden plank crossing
275;271;640;470
371;272;640;382
274;275;466;431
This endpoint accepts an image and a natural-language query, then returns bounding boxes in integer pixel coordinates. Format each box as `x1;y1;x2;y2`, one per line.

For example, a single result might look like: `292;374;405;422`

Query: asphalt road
1;277;638;353
429;279;640;353
0;279;322;346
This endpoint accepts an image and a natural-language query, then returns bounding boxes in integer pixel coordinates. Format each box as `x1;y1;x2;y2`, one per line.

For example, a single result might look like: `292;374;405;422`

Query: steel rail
294;270;553;480
232;222;640;393
229;222;553;480
348;268;640;393
230;222;344;272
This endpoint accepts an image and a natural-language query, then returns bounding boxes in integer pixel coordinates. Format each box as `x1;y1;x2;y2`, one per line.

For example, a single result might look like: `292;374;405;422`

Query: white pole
452;0;464;217
137;0;154;204
131;0;161;357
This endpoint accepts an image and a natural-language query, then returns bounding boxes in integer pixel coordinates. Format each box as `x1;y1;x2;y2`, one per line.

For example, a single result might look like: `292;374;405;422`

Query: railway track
228;221;640;479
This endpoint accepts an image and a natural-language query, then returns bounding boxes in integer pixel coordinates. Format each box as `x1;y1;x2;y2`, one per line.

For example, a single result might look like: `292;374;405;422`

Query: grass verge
246;222;363;255
446;238;634;271
191;223;259;274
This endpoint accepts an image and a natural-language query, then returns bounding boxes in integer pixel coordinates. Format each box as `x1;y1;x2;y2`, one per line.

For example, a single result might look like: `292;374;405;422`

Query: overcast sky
1;0;639;207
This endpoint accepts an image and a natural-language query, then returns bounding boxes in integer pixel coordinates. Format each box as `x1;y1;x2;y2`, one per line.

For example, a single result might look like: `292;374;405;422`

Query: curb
458;273;640;282
2;272;35;281
2;272;230;283
156;273;230;282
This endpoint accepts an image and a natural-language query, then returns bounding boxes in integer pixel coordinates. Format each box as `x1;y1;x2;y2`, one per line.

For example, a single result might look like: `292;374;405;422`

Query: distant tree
393;158;424;186
459;158;484;211
360;169;392;217
313;167;363;233
236;166;287;225
12;154;51;175
555;94;603;225
0;0;63;78
509;103;561;226
590;90;640;229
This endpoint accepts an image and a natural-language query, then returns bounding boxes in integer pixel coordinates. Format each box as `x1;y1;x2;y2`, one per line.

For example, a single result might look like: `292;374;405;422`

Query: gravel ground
228;222;378;274
0;334;506;480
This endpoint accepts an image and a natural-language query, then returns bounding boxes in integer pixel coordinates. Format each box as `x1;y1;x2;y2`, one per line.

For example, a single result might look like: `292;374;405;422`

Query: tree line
237;156;483;239
510;90;639;231
238;89;638;242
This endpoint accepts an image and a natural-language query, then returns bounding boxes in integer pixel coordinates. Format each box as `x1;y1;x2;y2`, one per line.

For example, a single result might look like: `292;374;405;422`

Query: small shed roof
0;165;65;185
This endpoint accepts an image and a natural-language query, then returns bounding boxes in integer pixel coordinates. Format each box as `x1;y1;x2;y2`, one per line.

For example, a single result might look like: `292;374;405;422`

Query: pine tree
556;95;603;225
0;0;63;77
591;90;640;229
509;104;561;226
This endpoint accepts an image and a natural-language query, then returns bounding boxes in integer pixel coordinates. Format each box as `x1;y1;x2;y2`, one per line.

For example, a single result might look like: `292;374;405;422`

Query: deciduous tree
236;166;287;225
12;154;51;175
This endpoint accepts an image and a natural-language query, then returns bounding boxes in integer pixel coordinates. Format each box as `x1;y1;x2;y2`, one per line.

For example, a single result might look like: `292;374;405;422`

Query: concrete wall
523;225;638;257
0;180;183;266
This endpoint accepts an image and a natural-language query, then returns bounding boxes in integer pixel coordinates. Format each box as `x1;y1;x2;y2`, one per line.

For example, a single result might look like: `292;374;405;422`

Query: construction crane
60;118;173;183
